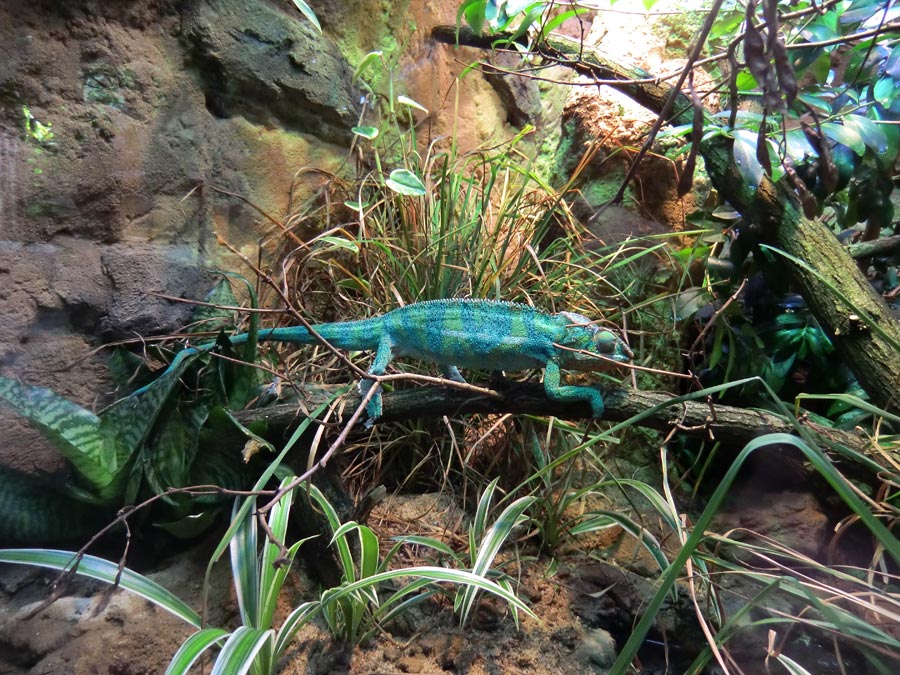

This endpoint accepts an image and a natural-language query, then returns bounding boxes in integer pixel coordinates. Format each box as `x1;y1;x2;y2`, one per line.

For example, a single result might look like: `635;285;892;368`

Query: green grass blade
392;535;457;557
0;548;201;627
311;485;358;582
259;483;312;629
459;495;535;625
201;389;348;623
569;510;668;571
609;432;900;673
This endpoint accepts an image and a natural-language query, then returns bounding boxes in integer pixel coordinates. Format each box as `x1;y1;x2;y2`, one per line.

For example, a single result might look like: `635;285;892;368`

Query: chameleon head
556;312;633;370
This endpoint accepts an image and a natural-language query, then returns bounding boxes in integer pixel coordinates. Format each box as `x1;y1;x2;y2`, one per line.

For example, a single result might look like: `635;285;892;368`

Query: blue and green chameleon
150;299;633;421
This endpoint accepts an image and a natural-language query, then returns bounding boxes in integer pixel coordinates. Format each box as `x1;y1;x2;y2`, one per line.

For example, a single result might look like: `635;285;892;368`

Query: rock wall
0;0;529;472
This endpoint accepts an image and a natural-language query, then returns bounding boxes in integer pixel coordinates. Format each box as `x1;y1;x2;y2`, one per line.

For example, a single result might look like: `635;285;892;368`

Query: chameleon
142;299;633;421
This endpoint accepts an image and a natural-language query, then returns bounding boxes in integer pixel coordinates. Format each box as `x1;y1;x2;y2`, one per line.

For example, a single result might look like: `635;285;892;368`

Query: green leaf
230;497;261;628
189;278;239;334
458;0;486;35
317;235;361;253
837;114;885;153
0;549;201;627
734;69;757;92
732;129;765;190
821;123;865;156
210;626;274;675
290;0;321;33
393;534;457;557
351;126;379;140
0;377;112;490
396;95;428;113
870;106;900;169
165;628;229;675
385;169;427;196
353;51;383;85
873;75;899;107
540;7;589;37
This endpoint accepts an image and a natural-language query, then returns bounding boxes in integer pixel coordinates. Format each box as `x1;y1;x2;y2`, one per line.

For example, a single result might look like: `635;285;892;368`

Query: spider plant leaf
164;628;229;675
0;549;201;627
210;626;274;675
230;498;260;628
273;601;320;656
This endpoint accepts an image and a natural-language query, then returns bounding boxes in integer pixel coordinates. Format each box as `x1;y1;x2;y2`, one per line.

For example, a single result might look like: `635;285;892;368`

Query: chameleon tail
228;317;384;352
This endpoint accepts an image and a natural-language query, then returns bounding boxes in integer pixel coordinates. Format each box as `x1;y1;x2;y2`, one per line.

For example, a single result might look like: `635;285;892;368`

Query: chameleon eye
593;330;618;353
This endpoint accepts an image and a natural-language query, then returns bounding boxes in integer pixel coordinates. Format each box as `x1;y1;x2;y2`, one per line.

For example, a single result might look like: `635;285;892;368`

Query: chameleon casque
152;299;633;420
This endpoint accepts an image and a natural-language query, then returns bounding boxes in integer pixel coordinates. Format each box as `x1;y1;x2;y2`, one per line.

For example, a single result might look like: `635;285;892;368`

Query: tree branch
232;382;869;455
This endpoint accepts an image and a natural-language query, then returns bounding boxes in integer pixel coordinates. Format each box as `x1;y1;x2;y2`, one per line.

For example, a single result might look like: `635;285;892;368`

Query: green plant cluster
3;1;900;672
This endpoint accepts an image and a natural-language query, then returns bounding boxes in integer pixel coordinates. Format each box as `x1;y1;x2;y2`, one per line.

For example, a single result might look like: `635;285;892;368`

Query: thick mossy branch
432;26;900;412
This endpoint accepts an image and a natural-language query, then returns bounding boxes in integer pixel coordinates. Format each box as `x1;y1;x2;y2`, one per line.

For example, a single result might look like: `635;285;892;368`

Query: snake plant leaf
0;347;204;501
0;465;113;543
188;277;240;334
138;401;208;507
0;376;113;492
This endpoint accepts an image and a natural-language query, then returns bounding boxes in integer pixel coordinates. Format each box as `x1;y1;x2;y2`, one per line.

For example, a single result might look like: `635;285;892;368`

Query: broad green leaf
784;128;817;162
870;105;900;169
352;51;382;84
189;278;239;334
0;549;201;627
540;7;589;37
458;0;486;35
873;75;899;107
0;376;111;489
821;122;865;156
734;69;757;92
385;169;427;196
